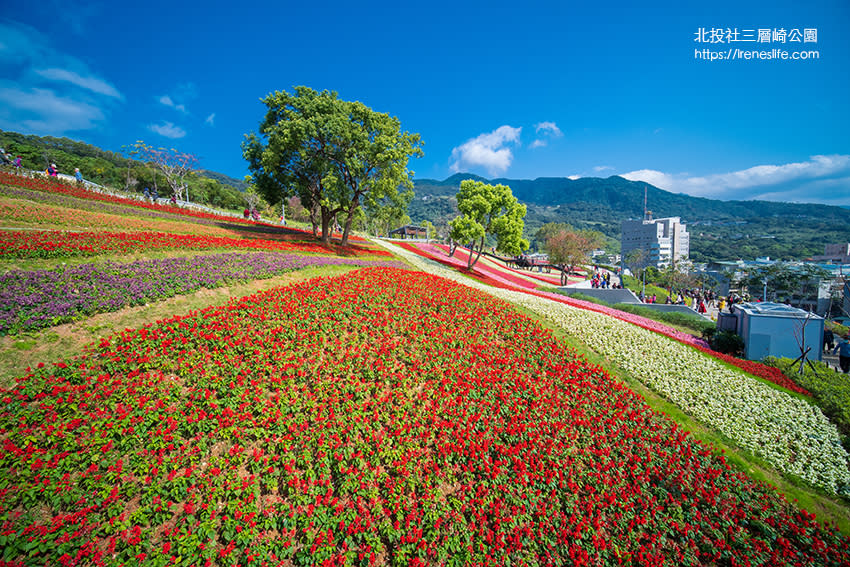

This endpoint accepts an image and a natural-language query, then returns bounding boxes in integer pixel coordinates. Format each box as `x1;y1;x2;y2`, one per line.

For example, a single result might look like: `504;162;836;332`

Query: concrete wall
558;288;641;304
634;304;709;317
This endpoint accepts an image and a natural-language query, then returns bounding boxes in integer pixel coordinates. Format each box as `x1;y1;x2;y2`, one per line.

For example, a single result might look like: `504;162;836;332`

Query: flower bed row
397;241;807;395
0;252;405;335
385;241;850;494
0;183;214;228
0;183;334;245
0;171;367;242
0;267;847;565
0;196;238;237
0;230;391;259
432;243;583;286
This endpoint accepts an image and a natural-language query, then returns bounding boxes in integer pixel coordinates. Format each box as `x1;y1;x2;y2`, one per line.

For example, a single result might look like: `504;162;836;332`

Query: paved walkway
823;351;848;374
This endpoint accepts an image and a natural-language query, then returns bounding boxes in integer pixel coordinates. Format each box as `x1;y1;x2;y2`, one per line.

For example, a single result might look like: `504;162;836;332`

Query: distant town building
621;216;690;268
812;243;850;264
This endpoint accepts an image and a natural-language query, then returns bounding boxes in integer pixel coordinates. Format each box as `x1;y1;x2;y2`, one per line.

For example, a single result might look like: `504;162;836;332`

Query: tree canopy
242;87;423;245
542;225;604;285
738;262;830;303
448;180;528;269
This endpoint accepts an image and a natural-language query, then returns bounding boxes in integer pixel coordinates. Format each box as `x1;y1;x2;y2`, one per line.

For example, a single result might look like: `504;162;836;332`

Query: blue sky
1;0;848;205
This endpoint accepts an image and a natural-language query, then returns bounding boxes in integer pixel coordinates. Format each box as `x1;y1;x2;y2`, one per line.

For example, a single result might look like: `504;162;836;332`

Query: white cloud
593;165;614;172
158;95;186;113
0;85;106;134
0;21;122;135
620;155;850;204
149;121;187;139
534;121;562;137
530;121;562;150
450;125;522;176
35;68;122;99
205;112;215;126
567;175;581;180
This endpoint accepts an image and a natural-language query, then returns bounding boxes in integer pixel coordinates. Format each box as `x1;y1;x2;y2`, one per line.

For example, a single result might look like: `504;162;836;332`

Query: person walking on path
835;335;850;374
74;167;83;185
824;328;835;353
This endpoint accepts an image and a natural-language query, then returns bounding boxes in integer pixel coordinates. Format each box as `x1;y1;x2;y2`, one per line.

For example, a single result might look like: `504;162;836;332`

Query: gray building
724;302;823;362
812;243;850;264
621;216;690;268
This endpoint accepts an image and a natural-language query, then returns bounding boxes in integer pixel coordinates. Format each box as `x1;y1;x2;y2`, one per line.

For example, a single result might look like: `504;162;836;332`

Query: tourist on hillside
144;187;151;201
834;335;850;374
824;328;835;353
47;163;56;177
74;168;83;185
13;156;21;173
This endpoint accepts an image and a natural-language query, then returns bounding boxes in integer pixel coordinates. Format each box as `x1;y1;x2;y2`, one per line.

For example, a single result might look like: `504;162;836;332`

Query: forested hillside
0;130;246;210
411;174;850;261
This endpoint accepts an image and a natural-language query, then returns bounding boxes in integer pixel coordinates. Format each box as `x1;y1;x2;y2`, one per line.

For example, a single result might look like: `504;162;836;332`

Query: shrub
712;330;745;356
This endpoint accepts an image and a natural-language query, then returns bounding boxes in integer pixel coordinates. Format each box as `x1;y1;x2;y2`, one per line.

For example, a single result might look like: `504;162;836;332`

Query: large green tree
448;180;528;269
242;87;423;246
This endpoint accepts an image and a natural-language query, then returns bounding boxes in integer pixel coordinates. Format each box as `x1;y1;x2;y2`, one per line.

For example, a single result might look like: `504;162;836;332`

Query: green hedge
764;356;850;445
560;291;715;336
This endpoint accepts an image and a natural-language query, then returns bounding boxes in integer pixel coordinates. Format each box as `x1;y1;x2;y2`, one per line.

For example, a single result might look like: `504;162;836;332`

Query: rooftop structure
729;301;823;361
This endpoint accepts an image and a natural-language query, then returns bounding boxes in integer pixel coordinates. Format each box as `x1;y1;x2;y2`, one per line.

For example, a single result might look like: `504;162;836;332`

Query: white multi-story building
621;216;690;268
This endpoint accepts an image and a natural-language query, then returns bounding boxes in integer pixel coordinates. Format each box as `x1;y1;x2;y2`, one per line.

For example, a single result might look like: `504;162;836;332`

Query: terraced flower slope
0;253;405;335
381;240;850;496
1;268;847;566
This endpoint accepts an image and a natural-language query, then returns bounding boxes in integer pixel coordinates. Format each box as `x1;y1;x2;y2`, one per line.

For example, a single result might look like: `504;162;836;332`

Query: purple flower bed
1;252;406;335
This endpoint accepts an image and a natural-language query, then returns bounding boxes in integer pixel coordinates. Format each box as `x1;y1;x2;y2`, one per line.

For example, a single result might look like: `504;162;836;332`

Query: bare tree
790;311;822;376
132;141;198;202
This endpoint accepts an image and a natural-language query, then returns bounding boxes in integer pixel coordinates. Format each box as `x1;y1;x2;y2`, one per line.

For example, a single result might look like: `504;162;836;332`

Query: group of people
1;149;86;185
243;208;261;221
0;148;23;172
143;187;159;202
825;328;850;374
590;270;619;289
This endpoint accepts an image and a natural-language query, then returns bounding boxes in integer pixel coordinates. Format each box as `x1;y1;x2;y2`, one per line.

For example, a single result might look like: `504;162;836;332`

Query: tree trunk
309;202;320;238
561;268;568;286
340;195;360;247
449;240;457;257
320;207;332;244
468;238;484;269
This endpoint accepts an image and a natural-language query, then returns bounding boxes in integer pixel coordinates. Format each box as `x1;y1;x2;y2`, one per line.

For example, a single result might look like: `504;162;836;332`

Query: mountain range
410;173;850;262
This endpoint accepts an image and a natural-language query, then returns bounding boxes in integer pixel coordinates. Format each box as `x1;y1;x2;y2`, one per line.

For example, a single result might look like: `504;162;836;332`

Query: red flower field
0;268;845;566
0;230;391;259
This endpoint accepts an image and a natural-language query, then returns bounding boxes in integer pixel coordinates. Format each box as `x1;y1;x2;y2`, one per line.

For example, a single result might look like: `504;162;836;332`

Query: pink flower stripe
431;243;582;286
398;242;811;396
